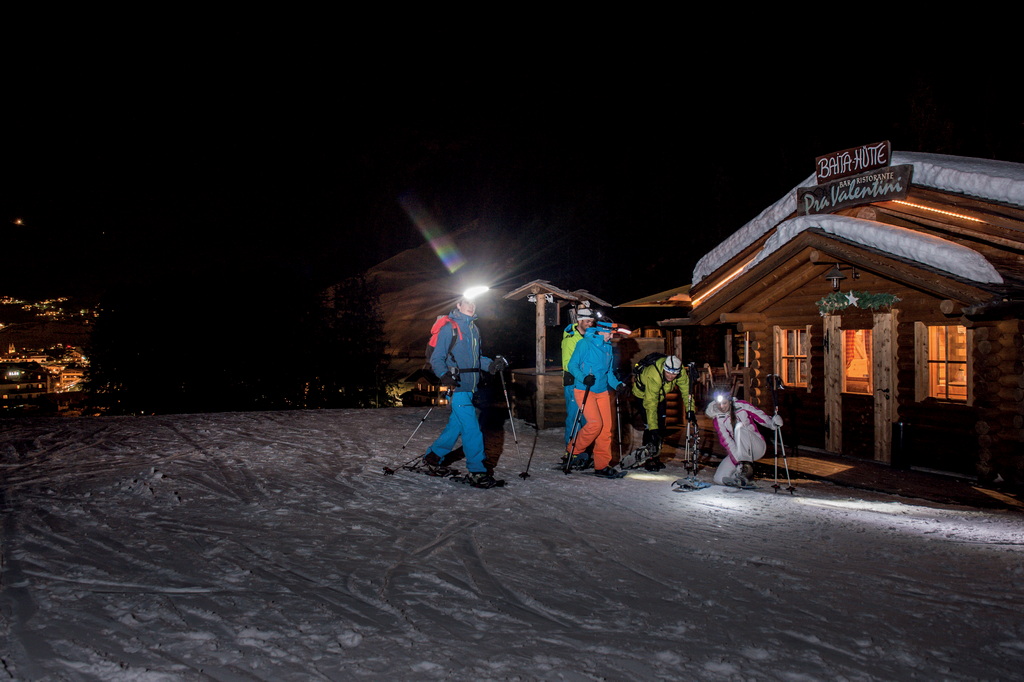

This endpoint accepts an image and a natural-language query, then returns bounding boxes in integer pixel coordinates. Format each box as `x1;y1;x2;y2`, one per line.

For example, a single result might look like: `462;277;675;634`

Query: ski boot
643;457;666;471
421;452;456;477
465;471;503;488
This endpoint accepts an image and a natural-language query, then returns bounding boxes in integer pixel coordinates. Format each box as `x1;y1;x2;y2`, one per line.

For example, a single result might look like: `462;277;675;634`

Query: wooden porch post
534;287;546;430
824;315;842;453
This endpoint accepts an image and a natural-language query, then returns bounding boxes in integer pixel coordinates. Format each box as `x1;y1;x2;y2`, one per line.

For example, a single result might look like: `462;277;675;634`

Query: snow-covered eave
693;152;1024;286
749;215;1004;285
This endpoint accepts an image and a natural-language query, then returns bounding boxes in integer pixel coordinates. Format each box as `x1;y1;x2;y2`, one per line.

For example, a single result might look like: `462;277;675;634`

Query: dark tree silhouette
303;275;395;408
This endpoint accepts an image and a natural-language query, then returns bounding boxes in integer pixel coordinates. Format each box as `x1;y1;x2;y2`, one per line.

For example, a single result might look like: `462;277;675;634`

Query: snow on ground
2;407;1024;681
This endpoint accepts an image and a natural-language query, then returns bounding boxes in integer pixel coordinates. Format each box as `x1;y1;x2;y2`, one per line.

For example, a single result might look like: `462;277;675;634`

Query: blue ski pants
564;385;587;446
427;391;486;473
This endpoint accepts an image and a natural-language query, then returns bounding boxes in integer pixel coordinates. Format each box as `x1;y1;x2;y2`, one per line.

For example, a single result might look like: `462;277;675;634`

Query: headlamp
462;285;489;300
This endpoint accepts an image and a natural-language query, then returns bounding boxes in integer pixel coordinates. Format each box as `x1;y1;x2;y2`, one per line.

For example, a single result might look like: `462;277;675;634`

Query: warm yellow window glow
928;325;967;401
780;328;809;387
842;329;872;395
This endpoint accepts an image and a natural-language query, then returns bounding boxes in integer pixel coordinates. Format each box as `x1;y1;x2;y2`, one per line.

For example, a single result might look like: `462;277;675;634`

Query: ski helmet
663;356;682;374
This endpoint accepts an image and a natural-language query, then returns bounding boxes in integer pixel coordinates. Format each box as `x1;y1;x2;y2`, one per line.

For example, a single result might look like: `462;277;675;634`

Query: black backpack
631;352;666;393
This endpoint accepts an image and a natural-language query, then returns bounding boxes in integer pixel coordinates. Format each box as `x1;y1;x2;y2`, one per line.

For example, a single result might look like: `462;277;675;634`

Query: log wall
736;268;1024;477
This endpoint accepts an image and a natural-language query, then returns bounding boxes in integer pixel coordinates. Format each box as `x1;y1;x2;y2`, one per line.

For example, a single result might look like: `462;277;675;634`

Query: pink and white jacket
706;398;781;466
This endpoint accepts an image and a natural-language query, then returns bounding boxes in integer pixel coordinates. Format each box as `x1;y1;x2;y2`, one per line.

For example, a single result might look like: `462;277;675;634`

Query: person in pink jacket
706;392;783;487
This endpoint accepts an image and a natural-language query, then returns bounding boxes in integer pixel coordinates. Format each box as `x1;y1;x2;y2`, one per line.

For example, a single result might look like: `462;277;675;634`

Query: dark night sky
5;55;1022;308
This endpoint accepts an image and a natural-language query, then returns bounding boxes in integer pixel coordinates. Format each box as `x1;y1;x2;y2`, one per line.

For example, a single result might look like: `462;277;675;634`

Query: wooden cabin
682;149;1024;486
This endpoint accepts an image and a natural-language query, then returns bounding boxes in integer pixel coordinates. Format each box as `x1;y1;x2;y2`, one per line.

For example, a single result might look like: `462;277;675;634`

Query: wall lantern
824;263;859;291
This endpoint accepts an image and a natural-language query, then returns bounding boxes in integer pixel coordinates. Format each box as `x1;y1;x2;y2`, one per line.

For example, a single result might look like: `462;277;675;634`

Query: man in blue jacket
423;296;506;488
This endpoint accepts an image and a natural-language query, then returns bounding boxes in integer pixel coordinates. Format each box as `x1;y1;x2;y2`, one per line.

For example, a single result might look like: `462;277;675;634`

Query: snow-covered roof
693;152;1024;285
747;214;1004;284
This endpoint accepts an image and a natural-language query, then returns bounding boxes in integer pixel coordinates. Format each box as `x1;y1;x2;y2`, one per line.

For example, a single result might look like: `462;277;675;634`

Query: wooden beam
719;313;766;323
798;231;992;304
740;259;825;313
874;203;1024;252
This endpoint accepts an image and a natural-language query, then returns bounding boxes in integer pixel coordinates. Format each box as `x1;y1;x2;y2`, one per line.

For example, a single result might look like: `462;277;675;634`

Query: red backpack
426;315;462;373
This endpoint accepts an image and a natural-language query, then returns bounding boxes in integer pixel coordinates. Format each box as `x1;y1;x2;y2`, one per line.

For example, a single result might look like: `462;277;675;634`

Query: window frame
840;328;873;395
773;325;812;390
915;322;972;404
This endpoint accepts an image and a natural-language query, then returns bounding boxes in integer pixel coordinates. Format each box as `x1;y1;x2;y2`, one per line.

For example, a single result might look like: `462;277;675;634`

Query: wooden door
872;310;897;463
823;311;898;461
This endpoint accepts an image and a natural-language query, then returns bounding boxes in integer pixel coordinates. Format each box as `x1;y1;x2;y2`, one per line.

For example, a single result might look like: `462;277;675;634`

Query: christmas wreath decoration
816;290;901;316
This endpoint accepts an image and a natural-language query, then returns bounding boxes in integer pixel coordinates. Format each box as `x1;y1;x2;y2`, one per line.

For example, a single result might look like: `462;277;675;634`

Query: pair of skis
672;414;711;491
384;456;507;488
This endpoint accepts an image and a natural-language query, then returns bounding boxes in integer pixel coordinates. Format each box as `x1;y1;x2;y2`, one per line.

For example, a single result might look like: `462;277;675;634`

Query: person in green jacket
560;307;595;455
630;355;695;467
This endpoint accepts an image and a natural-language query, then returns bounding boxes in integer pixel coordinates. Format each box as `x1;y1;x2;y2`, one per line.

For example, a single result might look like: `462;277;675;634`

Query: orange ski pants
571;388;614;469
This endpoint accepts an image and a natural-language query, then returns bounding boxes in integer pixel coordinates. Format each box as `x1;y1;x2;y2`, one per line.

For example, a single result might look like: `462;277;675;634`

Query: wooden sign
798;164;913;216
816;141;891;183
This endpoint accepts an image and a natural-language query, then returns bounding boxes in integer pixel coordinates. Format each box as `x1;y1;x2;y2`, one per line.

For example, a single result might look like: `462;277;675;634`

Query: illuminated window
842;329;872;395
927;325;968;402
775;326;809;388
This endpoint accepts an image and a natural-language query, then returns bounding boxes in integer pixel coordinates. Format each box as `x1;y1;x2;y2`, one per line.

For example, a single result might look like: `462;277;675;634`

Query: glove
488;355;508;374
563;371;575;387
615;382;629;396
643;428;663;451
772;414;784;428
582;374;596;387
440;369;460;387
687;410;696;423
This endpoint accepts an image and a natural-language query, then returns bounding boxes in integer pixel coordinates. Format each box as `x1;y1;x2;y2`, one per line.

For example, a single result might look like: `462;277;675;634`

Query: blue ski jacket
567;327;623;394
429;308;492;394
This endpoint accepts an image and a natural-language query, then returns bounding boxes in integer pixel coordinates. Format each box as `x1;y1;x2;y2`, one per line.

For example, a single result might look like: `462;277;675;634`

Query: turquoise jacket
567;327;623;393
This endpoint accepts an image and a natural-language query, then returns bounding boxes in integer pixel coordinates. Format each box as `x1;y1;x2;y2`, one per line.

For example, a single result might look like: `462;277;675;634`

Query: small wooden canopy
617;284;691;308
503;280;612;429
503;280;612;308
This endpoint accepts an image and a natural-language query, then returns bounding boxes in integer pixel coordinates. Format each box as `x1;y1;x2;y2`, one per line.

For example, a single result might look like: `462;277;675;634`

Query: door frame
823;310;898;461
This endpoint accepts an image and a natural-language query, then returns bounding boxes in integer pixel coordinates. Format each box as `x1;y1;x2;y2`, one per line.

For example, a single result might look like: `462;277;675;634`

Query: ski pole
686;362;698;475
686;417;697;475
564;385;591;474
383;407;433;475
767;374;782;490
773;424;795;493
615;392;623;463
766;375;795;494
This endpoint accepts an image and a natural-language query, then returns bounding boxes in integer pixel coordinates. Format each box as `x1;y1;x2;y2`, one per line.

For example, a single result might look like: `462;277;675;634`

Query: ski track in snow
2;407;1023;681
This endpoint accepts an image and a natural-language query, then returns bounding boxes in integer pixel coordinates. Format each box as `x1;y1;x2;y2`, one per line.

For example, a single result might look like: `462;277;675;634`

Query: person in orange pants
566;319;627;477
